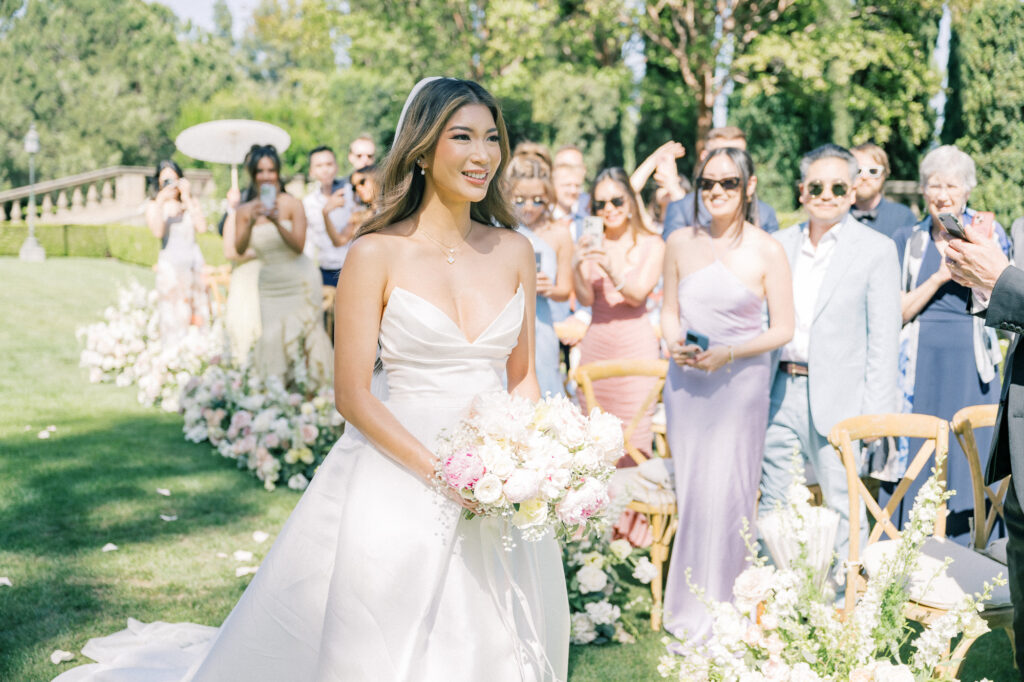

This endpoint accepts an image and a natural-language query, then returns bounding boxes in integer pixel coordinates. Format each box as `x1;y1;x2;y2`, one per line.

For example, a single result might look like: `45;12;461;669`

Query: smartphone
684;330;709;352
259;183;277;211
161;177;177;189
534;251;543;272
331;178;347;193
582;216;604;247
971;211;995;239
937;212;967;240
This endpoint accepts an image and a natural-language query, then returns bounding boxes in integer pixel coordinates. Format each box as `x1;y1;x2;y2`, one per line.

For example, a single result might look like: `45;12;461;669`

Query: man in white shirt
760;144;901;563
551;145;589;226
303;145;352;286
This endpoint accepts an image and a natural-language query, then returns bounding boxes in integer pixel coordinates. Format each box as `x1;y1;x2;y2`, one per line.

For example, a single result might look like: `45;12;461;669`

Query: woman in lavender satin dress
660;148;794;641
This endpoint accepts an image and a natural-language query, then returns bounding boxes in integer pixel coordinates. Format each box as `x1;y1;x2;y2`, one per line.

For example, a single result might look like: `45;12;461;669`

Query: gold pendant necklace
421;225;473;264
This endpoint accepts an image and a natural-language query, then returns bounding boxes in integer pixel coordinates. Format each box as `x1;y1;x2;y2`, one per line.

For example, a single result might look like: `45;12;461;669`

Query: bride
54;78;569;682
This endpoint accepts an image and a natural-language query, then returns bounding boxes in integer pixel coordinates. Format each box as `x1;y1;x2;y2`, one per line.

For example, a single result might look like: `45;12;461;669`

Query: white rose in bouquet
511;497;548;529
586;408;625;463
473;473;504;505
732;565;776;614
503;469;541;503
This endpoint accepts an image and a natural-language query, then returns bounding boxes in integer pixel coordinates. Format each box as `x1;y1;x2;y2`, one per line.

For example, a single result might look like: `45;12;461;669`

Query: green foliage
945;0;1024;227
0;0;240;191
728;0;944;210
0;224;227;265
65;225;111;258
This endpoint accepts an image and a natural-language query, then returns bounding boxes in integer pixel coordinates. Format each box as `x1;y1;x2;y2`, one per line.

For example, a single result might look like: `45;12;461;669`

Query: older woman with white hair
884;144;1010;543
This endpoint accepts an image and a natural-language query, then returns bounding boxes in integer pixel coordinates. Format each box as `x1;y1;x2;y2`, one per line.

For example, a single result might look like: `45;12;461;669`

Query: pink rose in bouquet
441;451;486;491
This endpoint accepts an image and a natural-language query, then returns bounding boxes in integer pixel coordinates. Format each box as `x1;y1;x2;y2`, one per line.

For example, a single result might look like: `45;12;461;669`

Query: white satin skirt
54;399;569;682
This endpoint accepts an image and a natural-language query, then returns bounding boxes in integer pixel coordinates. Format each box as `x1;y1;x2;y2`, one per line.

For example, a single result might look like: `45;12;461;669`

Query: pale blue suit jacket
771;214;902;437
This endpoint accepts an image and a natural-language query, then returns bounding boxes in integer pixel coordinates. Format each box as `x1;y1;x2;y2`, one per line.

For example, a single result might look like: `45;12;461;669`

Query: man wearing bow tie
850;143;917;238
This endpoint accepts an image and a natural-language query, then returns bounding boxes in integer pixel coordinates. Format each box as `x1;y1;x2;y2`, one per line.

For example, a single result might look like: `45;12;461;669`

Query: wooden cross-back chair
951;404;1011;555
573;358;676;630
202;264;232;318
322;285;337;342
830;413;1012;677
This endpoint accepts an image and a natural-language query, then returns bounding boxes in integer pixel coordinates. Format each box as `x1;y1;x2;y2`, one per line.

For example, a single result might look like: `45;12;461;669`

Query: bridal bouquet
434;392;623;541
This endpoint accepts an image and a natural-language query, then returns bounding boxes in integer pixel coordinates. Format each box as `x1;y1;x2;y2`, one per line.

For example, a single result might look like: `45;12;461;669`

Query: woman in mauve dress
660;148;793;641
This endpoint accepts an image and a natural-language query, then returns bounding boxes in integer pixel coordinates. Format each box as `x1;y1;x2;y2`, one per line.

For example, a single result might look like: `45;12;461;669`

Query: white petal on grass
50;650;74;664
159;514;178;522
101;543;118;552
46;425;57;432
156;488;171;497
233;550;254;562
23;425;31;432
235;566;259;577
252;531;270;543
216;552;228;559
0;577;12;587
37;431;50;439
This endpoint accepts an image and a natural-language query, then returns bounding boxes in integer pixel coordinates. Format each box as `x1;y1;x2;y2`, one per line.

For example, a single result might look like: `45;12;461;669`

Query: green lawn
0;258;1015;681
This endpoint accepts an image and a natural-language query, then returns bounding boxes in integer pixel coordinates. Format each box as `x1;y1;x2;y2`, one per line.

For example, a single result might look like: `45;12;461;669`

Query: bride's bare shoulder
477;223;531;256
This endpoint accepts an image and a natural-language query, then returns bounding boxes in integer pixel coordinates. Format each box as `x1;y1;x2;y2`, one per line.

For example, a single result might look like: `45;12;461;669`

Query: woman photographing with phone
572;167;664;466
659;147;793;641
145;159;209;347
233;144;333;388
885;145;1010;542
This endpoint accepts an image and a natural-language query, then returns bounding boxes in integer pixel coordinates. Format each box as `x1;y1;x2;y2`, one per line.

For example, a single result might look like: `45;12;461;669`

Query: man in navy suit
849;142;918;239
662;126;780;238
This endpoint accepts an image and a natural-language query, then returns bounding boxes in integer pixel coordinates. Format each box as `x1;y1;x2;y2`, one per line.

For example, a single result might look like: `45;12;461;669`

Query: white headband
394;77;446;141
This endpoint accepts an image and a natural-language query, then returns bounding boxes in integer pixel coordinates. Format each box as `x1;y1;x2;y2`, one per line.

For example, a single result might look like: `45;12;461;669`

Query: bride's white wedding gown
55;283;569;682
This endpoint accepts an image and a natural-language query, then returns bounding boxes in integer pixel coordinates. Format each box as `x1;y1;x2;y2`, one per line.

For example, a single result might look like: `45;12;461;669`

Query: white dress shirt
780;220;845;363
302;184;352;270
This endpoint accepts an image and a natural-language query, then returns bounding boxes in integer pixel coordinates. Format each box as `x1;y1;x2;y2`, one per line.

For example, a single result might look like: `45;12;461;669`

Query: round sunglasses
806;180;850;198
697;176;742;192
593;197;626;211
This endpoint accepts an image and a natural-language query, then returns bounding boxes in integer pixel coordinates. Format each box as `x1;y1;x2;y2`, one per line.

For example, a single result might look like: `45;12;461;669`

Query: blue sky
149;0;258;35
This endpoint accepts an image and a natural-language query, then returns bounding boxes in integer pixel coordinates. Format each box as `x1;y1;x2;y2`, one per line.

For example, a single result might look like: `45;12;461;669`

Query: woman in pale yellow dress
231;144;332;389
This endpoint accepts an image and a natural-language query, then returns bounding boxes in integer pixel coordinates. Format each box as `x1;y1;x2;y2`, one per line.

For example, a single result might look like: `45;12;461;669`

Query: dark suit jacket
984;265;1024;509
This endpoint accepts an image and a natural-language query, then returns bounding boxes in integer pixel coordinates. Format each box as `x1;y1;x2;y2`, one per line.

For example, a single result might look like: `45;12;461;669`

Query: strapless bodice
379;285;525;403
251;220;298;264
678;260;764;345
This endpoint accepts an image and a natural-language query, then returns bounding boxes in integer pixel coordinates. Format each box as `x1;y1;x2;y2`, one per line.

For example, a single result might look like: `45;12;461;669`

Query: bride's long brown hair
357;78;518;237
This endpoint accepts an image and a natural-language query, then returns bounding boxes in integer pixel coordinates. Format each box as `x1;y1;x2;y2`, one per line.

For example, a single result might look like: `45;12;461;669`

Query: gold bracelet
728;346;734;363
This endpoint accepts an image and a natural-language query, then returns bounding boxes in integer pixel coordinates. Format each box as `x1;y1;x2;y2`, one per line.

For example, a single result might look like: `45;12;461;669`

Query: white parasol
174;119;290;190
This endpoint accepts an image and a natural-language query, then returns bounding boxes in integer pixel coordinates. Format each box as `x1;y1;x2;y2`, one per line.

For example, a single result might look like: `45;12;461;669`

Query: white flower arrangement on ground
658;451;1001;682
563;533;655;646
179;358;343;491
435;392;623;541
77;281;158;386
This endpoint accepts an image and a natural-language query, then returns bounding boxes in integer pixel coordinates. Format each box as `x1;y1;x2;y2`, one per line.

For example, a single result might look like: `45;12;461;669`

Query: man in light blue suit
759;144;901;564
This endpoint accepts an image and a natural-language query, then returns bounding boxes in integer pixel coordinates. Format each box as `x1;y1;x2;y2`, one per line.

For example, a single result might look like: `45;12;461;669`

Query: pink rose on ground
210;381;225;398
300;423;318;444
288;393;303;407
264;433;280;449
441;451;486;491
233;434;257;457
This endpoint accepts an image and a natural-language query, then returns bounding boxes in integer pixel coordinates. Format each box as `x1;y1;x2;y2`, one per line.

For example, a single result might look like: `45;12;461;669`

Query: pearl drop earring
420;167;425;176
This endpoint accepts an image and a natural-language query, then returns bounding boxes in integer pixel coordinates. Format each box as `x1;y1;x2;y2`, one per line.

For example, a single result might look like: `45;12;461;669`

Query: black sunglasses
593;197;626;211
513;196;547;207
698;176;742;192
807;180;850;198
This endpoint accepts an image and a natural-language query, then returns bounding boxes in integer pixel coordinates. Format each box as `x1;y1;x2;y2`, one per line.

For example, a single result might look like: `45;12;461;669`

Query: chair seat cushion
984;537;1007;565
609;459;677;507
862;537;1011;610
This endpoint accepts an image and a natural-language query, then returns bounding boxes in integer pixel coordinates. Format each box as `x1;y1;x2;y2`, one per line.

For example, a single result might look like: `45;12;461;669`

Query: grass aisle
0;258;1013;681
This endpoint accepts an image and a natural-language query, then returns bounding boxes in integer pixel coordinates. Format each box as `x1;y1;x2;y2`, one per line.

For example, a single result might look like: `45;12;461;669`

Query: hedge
0;223;227;267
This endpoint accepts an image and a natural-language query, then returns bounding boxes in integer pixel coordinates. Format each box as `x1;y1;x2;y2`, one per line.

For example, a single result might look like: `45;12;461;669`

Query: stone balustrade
1;166;215;226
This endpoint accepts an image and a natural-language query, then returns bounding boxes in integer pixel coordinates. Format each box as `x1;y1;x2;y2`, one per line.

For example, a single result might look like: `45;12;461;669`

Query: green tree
0;0;239;190
728;0;943;210
944;0;1024;228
